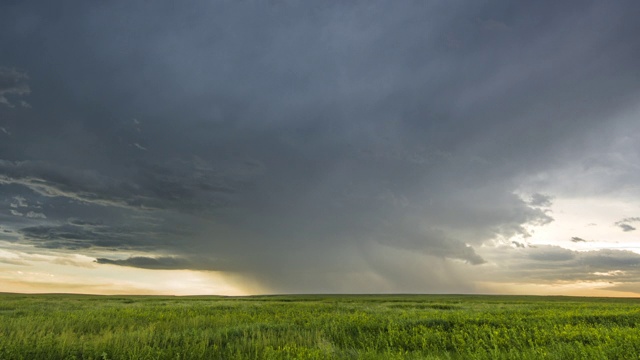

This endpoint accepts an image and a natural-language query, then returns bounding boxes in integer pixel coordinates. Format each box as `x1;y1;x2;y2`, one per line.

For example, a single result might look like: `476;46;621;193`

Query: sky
1;0;640;296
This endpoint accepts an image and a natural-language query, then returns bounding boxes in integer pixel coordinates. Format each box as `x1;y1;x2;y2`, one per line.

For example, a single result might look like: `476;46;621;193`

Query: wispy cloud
25;211;46;219
615;217;639;232
10;209;24;217
0;160;149;210
133;143;147;151
0;67;30;108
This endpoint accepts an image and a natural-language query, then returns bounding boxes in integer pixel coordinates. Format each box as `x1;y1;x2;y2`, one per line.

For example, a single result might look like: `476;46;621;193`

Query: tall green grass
1;294;639;359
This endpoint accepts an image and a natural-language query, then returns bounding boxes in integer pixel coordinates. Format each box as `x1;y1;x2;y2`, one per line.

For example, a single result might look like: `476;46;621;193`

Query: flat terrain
1;294;639;359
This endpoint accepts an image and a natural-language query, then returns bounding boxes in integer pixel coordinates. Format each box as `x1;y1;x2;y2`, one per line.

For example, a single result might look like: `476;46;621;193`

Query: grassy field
1;294;640;359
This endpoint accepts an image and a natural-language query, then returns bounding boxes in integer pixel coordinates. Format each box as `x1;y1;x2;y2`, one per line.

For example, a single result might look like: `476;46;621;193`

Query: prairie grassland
1;293;639;359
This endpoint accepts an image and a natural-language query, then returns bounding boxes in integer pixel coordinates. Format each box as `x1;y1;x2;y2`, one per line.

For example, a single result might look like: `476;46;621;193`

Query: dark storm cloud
95;256;200;270
19;224;135;250
0;157;261;212
1;0;640;292
0;160;142;209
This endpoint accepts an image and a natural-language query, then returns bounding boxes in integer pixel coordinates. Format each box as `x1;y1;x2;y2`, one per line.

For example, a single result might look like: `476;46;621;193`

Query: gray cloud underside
615;217;640;232
1;0;640;292
528;193;554;208
95;256;202;271
20;224;138;250
0;159;262;211
485;245;640;283
616;223;636;232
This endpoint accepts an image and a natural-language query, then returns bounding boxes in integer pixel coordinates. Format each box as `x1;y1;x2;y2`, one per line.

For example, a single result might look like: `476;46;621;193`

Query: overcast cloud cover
1;0;640;294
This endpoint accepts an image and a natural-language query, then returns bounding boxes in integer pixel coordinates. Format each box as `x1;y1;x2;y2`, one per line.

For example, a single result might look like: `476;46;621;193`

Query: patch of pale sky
0;256;246;296
521;196;640;252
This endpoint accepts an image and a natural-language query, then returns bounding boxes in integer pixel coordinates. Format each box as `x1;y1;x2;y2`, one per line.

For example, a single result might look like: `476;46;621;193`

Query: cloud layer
1;0;640;293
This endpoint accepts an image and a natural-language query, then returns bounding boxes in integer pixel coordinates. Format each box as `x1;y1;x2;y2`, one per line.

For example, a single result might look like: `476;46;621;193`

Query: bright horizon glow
524;196;640;252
